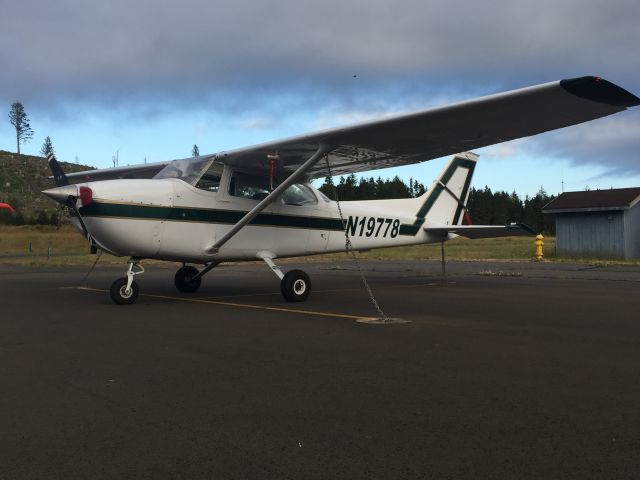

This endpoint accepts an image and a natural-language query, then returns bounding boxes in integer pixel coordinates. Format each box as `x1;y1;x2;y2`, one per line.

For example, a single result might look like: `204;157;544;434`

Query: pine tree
8;102;34;154
36;210;49;225
192;144;200;157
40;136;54;157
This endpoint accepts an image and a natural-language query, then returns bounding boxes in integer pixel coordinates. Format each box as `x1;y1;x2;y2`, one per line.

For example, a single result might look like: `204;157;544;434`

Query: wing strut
205;143;333;254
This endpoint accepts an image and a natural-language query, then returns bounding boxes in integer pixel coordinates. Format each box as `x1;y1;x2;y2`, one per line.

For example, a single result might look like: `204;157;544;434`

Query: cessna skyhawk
43;76;640;305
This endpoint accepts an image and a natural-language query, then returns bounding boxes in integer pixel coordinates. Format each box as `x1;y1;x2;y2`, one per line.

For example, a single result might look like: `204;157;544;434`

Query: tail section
416;152;478;226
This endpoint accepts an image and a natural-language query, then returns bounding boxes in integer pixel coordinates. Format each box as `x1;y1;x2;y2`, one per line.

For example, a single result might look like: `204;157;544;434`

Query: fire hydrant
535;234;544;261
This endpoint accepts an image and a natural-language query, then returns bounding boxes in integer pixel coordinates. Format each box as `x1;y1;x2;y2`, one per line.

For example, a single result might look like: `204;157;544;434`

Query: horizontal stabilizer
424;223;536;239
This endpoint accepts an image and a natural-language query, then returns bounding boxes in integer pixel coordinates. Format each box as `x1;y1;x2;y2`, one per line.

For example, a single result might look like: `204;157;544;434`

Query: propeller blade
48;154;69;187
44;157;93;242
65;195;91;240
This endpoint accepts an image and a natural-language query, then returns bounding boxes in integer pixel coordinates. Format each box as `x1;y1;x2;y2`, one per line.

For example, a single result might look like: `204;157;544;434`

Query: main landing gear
174;265;201;293
281;269;311;302
109;257;309;305
260;254;311;302
173;262;217;294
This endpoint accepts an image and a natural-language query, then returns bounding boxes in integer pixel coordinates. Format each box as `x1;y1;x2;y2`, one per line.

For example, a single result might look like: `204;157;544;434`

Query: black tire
110;277;139;305
280;269;311;302
175;266;202;293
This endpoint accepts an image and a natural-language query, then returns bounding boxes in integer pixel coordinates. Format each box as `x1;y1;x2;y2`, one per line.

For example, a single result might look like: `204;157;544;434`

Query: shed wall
624;203;640;259
556;211;625;258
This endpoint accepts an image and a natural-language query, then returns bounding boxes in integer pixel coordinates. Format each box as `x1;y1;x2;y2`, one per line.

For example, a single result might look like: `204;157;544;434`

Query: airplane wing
424;223;537;239
217;76;639;179
61;76;639;182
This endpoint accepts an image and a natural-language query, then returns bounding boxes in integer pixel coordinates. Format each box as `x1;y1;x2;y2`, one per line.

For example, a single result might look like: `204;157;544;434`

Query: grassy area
0;225;125;266
354;235;553;261
0;225;549;267
1;225;638;267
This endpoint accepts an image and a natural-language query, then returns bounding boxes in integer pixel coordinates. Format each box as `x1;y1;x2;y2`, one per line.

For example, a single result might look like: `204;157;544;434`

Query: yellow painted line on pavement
77;286;379;322
200;281;449;300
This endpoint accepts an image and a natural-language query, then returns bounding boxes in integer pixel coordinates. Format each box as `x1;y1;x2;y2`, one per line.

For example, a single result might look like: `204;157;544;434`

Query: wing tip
560;76;640;108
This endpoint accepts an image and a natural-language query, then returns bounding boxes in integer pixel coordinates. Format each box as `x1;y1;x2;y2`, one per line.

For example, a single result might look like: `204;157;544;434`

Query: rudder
416;152;478;226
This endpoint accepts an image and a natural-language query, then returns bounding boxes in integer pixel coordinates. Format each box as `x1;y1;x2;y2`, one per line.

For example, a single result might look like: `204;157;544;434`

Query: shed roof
543;187;640;213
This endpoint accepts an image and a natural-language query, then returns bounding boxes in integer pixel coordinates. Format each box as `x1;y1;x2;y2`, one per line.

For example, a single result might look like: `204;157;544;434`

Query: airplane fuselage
77;178;446;263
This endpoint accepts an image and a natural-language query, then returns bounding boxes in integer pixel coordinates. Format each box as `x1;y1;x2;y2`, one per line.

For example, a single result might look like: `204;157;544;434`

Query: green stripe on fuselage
79;202;345;231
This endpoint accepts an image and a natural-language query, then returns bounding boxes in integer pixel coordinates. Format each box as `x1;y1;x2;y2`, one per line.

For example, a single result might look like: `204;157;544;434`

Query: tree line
0;208;61;226
318;174;427;200
467;186;555;234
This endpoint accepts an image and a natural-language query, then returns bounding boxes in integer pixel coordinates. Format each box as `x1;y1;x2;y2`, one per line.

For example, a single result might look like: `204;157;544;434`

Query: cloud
0;0;638;171
528;110;640;176
2;0;638;101
237;118;274;129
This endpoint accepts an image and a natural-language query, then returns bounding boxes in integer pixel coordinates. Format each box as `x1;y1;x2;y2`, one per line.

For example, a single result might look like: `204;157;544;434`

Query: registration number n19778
345;216;400;238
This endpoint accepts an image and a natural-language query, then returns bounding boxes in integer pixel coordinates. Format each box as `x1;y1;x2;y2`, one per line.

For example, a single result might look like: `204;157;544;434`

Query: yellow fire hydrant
535;234;544;261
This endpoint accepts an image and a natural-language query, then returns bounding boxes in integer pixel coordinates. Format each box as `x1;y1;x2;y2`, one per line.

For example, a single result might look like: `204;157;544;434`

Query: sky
0;0;639;196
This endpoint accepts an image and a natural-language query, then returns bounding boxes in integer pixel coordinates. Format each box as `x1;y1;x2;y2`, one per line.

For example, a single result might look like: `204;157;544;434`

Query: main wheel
110;277;139;305
280;269;311;302
175;266;202;293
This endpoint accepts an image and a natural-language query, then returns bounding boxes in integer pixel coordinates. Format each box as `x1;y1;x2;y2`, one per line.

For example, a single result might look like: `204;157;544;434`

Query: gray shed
543;188;640;259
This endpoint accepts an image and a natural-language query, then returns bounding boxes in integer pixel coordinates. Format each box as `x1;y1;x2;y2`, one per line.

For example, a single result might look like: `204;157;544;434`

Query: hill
0;150;95;224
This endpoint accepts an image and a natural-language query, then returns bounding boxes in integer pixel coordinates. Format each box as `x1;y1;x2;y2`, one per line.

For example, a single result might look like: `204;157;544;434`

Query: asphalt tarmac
1;259;640;479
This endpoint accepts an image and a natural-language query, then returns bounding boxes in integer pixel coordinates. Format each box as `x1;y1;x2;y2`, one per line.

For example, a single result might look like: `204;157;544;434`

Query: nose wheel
110;259;144;305
110;277;139;304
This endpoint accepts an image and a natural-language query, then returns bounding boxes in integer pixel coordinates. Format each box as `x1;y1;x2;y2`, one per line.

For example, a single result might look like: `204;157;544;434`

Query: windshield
281;183;317;206
153;157;213;186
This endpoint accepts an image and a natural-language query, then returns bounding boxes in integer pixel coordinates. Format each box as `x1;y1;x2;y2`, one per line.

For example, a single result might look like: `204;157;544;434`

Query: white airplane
43;76;639;305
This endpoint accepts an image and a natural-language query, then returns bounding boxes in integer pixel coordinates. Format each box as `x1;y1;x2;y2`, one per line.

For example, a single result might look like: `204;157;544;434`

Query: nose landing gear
110;259;144;305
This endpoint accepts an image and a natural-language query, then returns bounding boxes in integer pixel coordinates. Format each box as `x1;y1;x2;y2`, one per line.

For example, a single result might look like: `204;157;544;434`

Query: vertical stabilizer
417;152;478;226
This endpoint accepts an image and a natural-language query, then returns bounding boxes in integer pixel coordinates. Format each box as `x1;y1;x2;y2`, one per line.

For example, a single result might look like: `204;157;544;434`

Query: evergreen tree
12;211;26;226
40;136;54;157
0;209;12;225
36;210;49;225
8;102;34;154
192;144;200;157
49;209;59;226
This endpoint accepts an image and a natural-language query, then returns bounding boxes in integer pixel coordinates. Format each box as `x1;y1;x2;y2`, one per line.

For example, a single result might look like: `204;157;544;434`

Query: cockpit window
229;172;272;200
228;171;318;205
281;183;317;206
153;157;213;186
195;162;224;192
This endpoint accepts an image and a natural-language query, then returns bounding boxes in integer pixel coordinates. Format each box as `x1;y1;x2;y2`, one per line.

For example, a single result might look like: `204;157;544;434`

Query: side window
229;172;271;200
281;184;318;206
195;162;224;192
